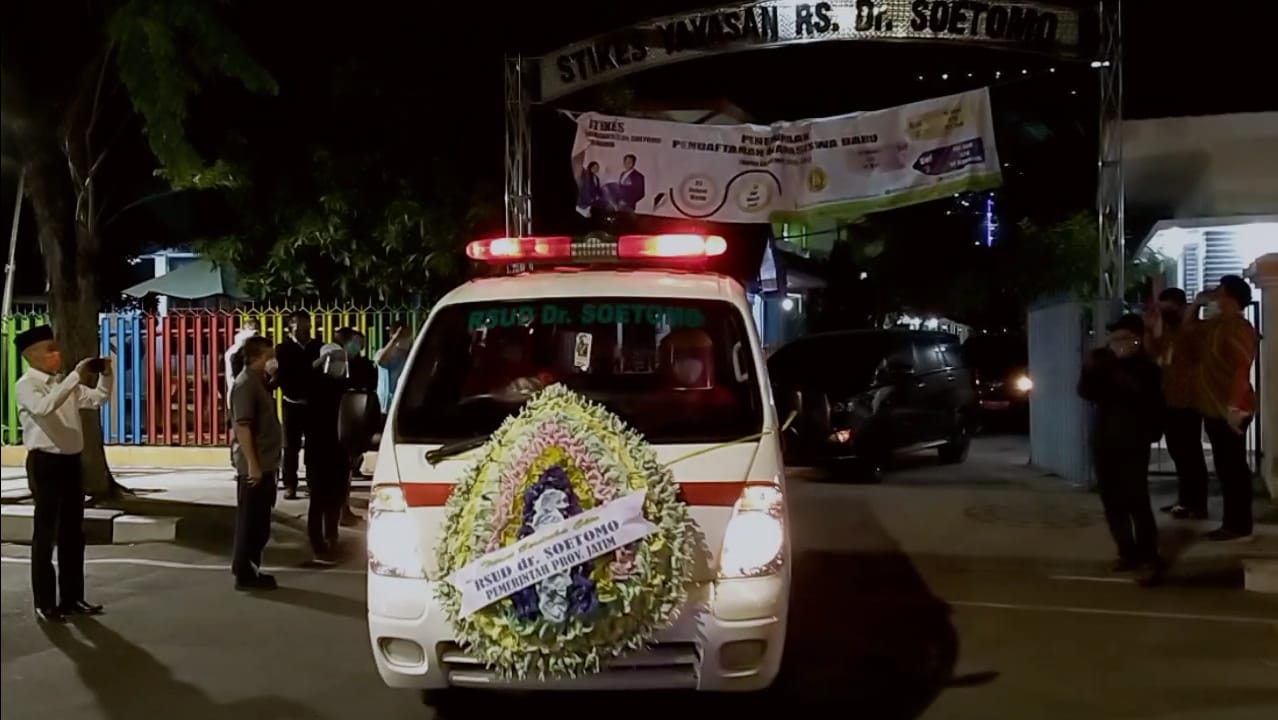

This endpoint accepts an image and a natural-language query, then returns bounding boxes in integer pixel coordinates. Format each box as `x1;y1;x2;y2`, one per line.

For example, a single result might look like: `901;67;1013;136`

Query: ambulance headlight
367;486;426;579
719;484;786;579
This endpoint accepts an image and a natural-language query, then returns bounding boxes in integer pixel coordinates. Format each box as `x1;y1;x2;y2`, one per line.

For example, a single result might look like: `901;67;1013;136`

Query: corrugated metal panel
1028;300;1092;489
1182;241;1201;298
1203;230;1246;282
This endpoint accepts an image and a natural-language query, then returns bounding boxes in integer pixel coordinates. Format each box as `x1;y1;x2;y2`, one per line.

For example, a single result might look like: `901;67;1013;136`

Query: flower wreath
435;384;694;680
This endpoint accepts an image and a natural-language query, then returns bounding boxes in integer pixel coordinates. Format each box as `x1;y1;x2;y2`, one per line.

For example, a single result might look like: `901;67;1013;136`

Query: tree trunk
22;145;122;500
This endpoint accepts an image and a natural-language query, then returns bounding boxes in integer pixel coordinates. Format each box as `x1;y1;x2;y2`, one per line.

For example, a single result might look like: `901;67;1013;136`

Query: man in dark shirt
230;337;283;591
306;344;352;564
335;328;378;526
1078;314;1166;586
274;311;323;499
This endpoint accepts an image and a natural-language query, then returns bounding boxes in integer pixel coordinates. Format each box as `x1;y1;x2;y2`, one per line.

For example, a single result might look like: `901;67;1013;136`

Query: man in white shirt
13;325;113;623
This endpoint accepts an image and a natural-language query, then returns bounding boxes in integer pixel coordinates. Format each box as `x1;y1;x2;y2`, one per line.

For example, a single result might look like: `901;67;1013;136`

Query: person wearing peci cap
1184;275;1260;542
1078;313;1167;586
12;324;114;622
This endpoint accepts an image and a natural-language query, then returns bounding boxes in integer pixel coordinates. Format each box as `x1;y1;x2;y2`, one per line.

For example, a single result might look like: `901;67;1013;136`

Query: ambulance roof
436;269;744;308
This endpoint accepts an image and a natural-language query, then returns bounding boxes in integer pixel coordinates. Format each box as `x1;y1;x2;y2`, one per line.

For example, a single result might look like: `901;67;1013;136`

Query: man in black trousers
274;311;323;499
1078;314;1166;586
230;336;283;590
334;328;378;526
13;325;113;622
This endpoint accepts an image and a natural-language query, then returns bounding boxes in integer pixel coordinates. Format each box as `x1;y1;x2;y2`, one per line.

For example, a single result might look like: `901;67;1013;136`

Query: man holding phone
1186;276;1259;541
374;322;413;418
13;325;113;623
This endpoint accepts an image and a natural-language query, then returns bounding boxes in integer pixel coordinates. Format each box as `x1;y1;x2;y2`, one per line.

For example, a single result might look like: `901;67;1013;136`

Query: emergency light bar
465;234;728;264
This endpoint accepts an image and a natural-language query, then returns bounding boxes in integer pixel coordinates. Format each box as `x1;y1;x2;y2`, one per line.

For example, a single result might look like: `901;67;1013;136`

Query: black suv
768;330;977;481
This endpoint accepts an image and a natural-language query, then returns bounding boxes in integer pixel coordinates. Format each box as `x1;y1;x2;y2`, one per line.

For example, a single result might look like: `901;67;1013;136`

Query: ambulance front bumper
367;572;787;692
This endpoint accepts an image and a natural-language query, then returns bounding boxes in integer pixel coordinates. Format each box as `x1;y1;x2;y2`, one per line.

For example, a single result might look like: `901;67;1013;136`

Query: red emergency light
465;234;728;265
464;236;573;261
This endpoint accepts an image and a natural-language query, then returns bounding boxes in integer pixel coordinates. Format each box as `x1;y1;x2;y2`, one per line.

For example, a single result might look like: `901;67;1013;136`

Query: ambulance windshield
394;298;763;444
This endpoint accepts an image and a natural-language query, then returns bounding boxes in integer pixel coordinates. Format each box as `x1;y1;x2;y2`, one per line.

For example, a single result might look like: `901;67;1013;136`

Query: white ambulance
361;233;789;706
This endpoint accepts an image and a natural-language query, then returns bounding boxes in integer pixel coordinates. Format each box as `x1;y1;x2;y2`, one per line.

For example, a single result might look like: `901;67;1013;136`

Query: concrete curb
1;446;382;471
1;504;179;545
1241;557;1278;594
0;490;326;546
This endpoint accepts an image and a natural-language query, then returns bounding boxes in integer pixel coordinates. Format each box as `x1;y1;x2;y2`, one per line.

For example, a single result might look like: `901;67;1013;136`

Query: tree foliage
202;153;499;305
1;0;275;497
108;0;276;190
189;10;504;306
812;207;1137;333
1015;210;1168;305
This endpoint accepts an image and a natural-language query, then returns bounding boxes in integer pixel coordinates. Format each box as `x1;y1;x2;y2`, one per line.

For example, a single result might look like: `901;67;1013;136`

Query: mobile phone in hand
85;358;106;373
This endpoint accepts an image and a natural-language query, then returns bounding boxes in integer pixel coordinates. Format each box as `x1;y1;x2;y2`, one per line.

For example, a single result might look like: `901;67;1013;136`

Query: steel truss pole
2;169;24;320
504;55;533;237
1096;0;1124;304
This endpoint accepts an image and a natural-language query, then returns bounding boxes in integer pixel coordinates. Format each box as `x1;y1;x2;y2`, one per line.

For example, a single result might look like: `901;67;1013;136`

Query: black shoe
59;600;104;616
1159;504;1180;515
1111;557;1140;573
340;507;362;527
283;489;299;500
1135;560;1166;587
1171;507;1208;520
1205;528;1254;543
235;573;279;591
36;607;68;624
312;551;339;567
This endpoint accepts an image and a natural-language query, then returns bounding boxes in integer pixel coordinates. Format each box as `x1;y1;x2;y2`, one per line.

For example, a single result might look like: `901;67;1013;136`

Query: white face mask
1203;301;1220;319
264;358;279;375
673;358;704;387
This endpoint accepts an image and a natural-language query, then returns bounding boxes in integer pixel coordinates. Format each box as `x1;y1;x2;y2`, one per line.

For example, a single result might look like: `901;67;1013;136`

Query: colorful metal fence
2;308;425;447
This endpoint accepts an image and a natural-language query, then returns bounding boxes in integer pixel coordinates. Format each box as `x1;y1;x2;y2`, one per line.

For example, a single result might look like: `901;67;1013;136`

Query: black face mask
1162;308;1183;330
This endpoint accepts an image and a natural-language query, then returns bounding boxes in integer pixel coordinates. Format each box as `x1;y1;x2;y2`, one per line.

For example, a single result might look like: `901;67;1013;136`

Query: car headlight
1014;375;1033;393
719;484;785;579
367;486;426;579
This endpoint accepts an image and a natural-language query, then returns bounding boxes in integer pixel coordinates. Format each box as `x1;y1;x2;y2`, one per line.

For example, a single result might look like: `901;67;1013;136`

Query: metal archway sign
538;1;1082;102
504;0;1122;299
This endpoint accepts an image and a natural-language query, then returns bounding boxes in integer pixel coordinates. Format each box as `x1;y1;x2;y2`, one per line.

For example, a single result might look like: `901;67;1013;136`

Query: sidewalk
789;435;1278;589
1;466;370;545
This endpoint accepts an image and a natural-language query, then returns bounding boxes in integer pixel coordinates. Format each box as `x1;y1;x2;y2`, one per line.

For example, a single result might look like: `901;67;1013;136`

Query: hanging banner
571;87;1002;224
539;1;1081;101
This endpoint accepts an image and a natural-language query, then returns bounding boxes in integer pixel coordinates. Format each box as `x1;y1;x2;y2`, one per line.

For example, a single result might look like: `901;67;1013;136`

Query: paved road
3;440;1276;720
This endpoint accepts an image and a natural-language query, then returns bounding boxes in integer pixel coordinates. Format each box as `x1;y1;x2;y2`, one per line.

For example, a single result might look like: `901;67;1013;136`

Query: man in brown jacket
1146;288;1210;520
1186;275;1259;541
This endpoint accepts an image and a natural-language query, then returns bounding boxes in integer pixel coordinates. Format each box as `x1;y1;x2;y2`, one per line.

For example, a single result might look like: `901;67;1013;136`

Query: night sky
2;1;1273;301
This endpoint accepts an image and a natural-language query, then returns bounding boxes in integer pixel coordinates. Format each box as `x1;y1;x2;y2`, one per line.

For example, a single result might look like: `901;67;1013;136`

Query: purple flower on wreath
511;585;540;621
567;564;599;617
508;463;599;622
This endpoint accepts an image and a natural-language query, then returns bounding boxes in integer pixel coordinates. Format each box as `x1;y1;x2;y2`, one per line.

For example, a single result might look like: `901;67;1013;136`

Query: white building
1126;112;1278;500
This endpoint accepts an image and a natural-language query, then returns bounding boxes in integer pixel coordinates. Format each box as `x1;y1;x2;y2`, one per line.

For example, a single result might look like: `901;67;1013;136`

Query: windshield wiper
425;435;489;465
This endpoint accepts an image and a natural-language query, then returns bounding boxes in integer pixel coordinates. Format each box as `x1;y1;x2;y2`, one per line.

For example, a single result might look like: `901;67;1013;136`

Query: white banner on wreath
447;490;657;618
570;87;1002;224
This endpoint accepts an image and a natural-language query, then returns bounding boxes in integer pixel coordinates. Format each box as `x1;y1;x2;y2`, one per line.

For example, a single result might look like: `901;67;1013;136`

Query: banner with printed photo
570;87;1002;224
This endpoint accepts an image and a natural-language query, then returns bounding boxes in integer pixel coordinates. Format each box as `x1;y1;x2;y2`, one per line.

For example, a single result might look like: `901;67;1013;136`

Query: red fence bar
162;316;172;445
194;313;205;445
210;314;221;445
178;313;188;445
145;314;156;443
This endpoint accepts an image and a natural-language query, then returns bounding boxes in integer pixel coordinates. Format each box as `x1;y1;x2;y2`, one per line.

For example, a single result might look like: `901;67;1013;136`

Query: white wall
1125;113;1278;218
